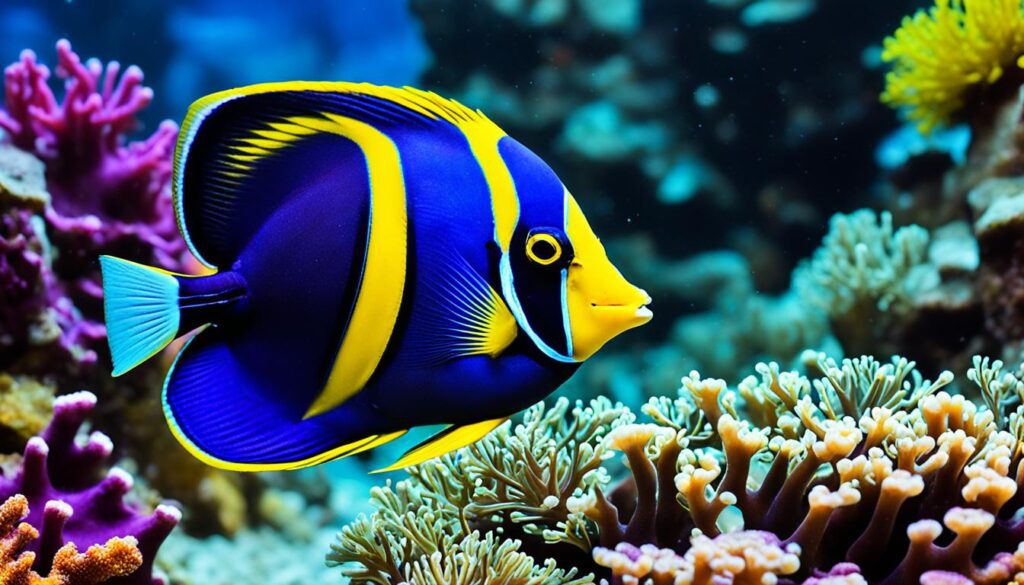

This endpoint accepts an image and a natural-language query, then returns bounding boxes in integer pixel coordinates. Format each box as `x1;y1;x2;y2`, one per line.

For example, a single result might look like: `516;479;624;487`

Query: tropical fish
100;82;652;472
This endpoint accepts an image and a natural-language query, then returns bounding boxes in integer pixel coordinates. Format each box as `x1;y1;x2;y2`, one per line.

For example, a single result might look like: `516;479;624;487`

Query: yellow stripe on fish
294;112;408;419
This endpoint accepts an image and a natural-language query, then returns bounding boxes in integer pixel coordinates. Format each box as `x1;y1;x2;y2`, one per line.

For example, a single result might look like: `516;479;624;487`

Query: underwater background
7;0;1024;583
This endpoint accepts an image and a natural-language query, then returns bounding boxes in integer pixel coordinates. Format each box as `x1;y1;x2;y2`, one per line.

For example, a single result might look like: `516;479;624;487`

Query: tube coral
881;0;1024;132
333;353;1024;584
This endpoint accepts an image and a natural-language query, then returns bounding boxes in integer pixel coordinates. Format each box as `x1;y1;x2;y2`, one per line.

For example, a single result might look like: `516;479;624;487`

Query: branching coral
1;40;180;239
328;484;594;585
334;353;1024;584
0;391;179;584
881;0;1024;132
1;494;143;585
0;40;190;382
328;397;631;584
793;210;934;355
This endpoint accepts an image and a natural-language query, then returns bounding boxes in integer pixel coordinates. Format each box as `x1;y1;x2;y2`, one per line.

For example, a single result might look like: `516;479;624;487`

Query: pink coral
0;39;194;381
2;40;177;226
1;36;188;272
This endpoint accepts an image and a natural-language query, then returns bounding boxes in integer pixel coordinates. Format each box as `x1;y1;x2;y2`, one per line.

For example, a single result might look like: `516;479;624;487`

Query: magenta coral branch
0;39;193;383
1;39;185;261
0;391;179;585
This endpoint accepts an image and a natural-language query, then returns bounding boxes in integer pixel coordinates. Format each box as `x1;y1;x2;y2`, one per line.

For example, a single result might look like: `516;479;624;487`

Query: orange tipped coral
0;495;143;585
881;0;1024;132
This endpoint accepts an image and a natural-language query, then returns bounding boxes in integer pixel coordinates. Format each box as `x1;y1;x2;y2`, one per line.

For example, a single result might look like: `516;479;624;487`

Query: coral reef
0;40;249;539
0;39;189;384
1;494;143;585
792;210;936;356
327;397;627;583
332;353;1024;584
0;391;179;584
881;0;1024;133
572;207;972;407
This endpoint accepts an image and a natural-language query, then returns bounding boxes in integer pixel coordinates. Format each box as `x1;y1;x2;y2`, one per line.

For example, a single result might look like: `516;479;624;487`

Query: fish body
100;83;651;471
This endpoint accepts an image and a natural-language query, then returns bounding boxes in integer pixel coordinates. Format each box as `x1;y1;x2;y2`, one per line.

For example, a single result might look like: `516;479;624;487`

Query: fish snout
567;255;652;361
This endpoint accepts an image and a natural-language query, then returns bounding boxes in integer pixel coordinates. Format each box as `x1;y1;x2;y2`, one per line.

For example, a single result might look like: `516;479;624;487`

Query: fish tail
100;256;247;377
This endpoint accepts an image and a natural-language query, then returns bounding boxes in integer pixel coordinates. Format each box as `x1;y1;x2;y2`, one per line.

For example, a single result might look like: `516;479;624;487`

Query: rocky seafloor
7;0;1024;583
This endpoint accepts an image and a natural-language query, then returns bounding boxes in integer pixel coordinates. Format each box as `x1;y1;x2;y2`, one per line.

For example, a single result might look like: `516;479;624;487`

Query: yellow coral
881;0;1024;132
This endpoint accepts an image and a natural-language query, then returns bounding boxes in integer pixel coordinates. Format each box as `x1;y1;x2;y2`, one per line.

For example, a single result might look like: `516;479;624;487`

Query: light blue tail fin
100;256;181;376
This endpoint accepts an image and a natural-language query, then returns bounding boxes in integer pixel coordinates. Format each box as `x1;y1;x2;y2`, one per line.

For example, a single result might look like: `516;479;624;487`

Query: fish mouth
589;291;653;322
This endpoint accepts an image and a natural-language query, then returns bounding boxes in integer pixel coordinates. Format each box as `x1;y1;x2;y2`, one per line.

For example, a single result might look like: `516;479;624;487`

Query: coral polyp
881;0;1024;132
331;354;1024;584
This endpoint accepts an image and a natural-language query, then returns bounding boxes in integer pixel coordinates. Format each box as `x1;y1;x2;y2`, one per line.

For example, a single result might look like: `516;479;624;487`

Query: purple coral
0;39;193;381
0;208;102;375
1;40;180;234
0;391;179;584
1;37;187;271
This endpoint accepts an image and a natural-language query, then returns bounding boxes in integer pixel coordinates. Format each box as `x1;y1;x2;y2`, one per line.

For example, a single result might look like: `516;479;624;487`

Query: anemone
881;0;1024;132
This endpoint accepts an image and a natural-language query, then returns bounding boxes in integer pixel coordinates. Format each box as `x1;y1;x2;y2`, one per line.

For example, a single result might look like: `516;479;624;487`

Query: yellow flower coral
881;0;1024;132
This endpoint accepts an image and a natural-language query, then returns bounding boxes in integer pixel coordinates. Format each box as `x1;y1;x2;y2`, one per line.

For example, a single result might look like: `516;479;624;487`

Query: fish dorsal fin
374;417;507;473
408;251;517;366
173;82;501;269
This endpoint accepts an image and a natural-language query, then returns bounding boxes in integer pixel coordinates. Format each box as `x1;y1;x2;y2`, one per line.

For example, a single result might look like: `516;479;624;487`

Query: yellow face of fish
564;195;652;360
499;178;651;363
496;136;651;364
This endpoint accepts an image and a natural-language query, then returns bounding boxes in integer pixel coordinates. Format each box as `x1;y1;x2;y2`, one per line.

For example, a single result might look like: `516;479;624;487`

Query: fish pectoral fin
407;250;517;367
373;417;508;473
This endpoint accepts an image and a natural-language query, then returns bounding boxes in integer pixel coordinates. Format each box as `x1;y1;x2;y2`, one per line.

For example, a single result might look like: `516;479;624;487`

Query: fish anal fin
373;417;507;473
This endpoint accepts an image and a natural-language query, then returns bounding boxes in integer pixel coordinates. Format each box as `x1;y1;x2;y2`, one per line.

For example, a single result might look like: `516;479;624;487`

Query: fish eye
526;229;570;267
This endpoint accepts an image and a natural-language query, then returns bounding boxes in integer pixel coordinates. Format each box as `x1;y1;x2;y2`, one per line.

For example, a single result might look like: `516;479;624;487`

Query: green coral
327;397;630;584
0;374;53;449
793;210;935;354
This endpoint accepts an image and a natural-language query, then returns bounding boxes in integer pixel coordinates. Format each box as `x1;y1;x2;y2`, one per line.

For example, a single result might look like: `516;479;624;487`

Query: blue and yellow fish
100;82;651;472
